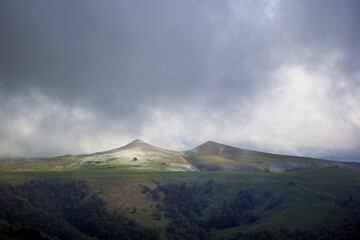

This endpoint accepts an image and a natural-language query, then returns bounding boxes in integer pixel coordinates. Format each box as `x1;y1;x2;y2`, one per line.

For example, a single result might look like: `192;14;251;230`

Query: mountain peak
118;139;158;151
202;140;220;146
185;141;227;156
198;140;224;149
130;139;146;145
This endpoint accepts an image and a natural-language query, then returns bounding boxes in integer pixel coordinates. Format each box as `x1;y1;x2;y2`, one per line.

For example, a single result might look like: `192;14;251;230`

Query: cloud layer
0;0;359;160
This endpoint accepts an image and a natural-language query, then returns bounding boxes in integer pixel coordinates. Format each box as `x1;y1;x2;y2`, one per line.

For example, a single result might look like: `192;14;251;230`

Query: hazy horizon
0;0;359;161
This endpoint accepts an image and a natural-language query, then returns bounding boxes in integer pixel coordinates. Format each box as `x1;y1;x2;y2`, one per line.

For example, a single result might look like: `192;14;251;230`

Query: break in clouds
0;0;359;160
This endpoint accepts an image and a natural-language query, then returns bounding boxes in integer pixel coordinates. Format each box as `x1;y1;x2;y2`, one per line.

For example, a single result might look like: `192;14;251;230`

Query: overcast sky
0;0;359;161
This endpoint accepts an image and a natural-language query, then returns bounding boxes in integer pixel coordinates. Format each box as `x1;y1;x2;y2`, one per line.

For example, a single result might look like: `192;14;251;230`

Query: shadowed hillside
1;169;360;240
184;141;360;172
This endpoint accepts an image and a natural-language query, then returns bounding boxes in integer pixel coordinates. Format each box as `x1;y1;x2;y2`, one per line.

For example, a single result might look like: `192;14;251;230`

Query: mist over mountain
1;139;359;173
0;0;359;161
1;1;360;239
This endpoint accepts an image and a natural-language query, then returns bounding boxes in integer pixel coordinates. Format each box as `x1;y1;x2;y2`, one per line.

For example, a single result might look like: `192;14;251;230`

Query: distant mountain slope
184;141;360;172
71;139;197;171
1;140;359;172
0;139;198;172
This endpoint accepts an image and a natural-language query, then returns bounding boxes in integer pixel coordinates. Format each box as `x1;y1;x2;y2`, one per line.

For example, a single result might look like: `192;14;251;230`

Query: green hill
184;141;360;172
1;140;359;239
1;139;359;173
0;168;360;239
0;139;198;172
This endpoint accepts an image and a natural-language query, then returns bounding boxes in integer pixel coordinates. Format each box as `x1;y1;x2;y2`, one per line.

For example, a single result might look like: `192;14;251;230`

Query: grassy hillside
0;168;359;239
1;140;359;173
1;140;359;238
184;141;360;172
0;140;198;172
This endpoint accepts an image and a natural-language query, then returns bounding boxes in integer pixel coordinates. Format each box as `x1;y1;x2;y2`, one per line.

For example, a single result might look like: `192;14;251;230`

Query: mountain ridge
186;140;360;172
0;139;359;172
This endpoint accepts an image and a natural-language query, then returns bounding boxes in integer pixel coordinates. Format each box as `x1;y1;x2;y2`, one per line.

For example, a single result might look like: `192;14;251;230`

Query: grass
1;141;358;239
0;168;359;239
184;142;360;172
4;140;358;174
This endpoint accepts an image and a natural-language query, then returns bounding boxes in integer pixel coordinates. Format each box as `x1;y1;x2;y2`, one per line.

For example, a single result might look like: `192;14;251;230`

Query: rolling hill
0;139;359;172
1;140;360;239
1;169;360;240
185;141;360;172
0;139;198;172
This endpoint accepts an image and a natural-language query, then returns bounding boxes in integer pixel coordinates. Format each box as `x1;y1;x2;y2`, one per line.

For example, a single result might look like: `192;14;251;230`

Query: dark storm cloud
0;0;359;159
0;0;271;112
277;0;360;74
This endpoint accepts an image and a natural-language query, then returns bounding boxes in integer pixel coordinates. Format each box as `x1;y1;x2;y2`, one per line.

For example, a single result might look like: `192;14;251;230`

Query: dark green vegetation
140;169;360;239
1;168;359;239
0;179;159;240
0;221;53;240
1;140;360;239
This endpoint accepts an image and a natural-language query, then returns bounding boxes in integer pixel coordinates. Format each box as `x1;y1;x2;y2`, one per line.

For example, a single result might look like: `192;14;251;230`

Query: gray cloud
0;0;359;160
